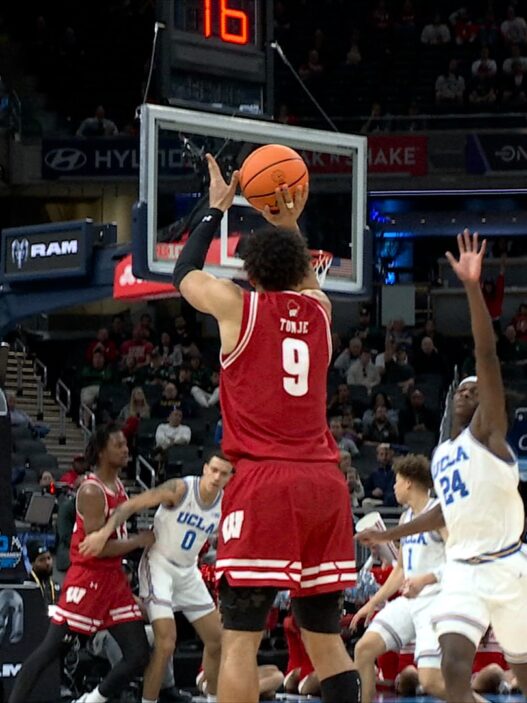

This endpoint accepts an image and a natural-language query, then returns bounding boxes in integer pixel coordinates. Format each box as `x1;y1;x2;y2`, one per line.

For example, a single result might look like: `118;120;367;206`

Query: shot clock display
174;0;258;46
157;0;272;114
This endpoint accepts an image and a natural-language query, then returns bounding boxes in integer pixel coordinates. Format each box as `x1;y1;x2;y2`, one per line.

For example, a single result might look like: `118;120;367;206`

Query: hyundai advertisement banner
42;137;193;179
42;135;429;179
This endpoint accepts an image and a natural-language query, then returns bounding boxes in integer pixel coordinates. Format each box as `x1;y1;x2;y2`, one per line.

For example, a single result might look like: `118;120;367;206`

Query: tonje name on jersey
280;318;310;334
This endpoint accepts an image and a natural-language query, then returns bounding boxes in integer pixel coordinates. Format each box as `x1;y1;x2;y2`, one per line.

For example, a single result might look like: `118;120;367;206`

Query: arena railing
300;111;527;133
79;402;95;448
13;338;26;396
55;379;71;446
136;453;156;491
33;357;47;421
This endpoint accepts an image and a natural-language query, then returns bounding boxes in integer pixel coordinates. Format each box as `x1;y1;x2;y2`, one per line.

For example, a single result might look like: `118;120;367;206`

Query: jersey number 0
282;338;309;397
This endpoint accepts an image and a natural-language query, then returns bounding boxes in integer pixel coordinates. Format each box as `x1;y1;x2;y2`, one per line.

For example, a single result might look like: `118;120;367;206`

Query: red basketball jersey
70;473;129;570
220;290;338;464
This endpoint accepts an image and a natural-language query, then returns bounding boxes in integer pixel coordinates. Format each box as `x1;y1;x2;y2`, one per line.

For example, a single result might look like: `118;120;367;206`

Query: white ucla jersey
150;476;222;568
400;497;445;597
431;427;523;560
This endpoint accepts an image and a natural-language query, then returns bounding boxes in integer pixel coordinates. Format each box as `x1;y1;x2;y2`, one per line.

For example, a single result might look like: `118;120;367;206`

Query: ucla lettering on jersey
400;498;445;597
150;476;223;568
431;427;523;560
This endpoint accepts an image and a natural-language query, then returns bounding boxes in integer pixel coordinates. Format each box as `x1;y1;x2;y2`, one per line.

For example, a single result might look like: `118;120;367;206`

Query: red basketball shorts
216;459;356;595
52;564;143;635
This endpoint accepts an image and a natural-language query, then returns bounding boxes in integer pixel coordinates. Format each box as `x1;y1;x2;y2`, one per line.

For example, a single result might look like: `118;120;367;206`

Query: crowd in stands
76;311;221;482
275;0;527;126
2;1;527;138
0;0;153;135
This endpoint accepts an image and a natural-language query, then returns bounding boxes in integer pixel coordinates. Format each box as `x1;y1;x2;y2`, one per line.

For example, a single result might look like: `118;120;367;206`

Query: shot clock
157;0;273;115
174;0;258;45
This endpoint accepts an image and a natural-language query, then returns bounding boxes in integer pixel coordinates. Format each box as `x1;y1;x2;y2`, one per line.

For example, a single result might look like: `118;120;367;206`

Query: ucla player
351;454;446;703
359;230;527;702
80;450;233;703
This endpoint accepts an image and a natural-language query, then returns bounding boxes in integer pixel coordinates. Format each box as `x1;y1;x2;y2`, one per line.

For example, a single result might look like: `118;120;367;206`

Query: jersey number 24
439;469;470;505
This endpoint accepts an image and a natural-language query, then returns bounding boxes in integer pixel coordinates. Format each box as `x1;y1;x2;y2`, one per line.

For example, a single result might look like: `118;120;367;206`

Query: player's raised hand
445;228;487;285
261;183;309;231
206;153;240;213
349;600;376;630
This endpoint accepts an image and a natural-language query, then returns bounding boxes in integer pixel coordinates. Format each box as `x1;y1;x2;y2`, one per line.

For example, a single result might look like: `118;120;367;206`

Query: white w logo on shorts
222;511;244;543
66;586;87;604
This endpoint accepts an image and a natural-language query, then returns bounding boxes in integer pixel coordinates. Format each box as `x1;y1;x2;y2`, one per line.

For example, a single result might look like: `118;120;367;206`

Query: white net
310;250;333;287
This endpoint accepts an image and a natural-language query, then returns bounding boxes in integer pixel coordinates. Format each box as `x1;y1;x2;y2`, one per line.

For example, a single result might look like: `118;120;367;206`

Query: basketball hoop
310;249;333;287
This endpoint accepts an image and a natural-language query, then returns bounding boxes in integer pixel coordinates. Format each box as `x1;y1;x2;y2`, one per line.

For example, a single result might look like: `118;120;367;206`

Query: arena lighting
369;188;527;196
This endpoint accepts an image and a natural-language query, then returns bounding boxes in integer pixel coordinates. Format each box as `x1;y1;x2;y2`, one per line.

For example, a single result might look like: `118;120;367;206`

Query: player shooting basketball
359;229;527;703
172;153;360;703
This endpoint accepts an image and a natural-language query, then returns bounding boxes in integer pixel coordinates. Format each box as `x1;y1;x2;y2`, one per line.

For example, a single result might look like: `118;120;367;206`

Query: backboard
133;104;369;295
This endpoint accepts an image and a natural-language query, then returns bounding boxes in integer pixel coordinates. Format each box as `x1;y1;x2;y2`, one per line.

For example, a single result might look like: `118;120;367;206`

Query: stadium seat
11;425;34;442
13;438;47;460
97;383;130;419
403;431;436;458
502;364;526;381
165;444;202;466
22;468;38;483
354;444;379;480
11;452;25;469
347;384;370;411
143;383;163;407
136;418;163;457
185;417;208;445
28;453;60;477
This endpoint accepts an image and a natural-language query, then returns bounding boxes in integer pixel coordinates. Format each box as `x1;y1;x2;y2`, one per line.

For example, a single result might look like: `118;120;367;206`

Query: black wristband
173;207;223;288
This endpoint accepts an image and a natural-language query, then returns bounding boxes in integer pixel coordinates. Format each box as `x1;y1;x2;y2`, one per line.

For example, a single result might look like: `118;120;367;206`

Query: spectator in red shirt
85;327;118;364
120;324;154;368
59;454;87;489
482;255;505;331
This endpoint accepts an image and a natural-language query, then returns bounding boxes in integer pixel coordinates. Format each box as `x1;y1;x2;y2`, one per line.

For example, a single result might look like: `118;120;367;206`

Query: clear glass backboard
133;104;369;295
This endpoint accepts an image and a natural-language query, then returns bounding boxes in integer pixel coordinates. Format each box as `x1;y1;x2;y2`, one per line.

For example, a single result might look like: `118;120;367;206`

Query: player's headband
458;375;478;389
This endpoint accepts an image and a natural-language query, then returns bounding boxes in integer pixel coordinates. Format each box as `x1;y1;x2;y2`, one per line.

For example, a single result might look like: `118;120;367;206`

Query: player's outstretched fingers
463;227;472;252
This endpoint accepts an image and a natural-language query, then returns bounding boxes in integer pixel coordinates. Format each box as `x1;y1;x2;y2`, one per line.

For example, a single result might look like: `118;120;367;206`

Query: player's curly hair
393;453;433;490
243;225;311;291
85;421;123;468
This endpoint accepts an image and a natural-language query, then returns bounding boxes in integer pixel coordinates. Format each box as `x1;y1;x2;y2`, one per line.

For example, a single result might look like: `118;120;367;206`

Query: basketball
239;144;309;213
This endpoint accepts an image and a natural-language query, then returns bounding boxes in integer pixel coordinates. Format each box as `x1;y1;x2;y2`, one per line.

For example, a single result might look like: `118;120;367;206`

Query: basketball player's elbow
173;263;195;291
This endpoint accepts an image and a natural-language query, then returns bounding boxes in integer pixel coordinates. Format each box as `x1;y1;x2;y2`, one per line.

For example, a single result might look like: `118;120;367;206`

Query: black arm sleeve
173;207;223;288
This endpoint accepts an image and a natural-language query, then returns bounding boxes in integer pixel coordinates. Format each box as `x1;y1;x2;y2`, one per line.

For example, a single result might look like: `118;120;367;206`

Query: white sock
142;698;157;703
84;687;108;703
207;695;218;703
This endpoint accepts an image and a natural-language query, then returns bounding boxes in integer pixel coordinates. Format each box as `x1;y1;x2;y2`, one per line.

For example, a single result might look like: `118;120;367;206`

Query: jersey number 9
282;338;309;397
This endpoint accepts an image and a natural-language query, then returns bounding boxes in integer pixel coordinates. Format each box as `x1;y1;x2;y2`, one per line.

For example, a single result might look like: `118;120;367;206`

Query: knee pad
320;670;361;703
218;577;277;632
291;591;342;634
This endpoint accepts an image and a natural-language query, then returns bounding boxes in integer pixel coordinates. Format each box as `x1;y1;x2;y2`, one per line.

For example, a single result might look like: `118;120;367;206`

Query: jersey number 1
282;338;309;397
